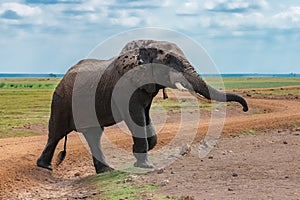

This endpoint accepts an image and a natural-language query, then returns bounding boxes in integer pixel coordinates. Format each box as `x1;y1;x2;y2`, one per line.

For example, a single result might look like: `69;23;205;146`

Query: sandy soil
143;129;300;199
0;89;300;199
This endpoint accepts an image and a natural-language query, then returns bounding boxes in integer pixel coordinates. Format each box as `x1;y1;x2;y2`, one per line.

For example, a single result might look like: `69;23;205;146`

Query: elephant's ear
115;48;158;94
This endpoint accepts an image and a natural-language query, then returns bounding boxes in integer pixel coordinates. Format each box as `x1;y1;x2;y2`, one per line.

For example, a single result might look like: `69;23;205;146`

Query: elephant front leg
132;137;154;168
133;117;157;168
125;107;154;169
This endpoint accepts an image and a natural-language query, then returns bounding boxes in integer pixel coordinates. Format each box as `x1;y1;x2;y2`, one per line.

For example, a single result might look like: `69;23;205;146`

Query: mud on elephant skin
37;40;248;173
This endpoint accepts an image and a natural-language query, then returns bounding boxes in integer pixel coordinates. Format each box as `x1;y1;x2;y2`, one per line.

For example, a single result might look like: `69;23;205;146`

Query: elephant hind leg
37;137;61;170
37;93;72;170
37;124;72;170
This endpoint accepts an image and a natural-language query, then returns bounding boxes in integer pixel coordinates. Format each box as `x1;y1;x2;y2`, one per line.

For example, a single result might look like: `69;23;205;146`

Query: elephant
37;40;248;173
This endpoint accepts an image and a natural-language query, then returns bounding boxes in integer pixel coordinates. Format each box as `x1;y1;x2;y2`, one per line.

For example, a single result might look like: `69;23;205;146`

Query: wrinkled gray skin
37;40;248;173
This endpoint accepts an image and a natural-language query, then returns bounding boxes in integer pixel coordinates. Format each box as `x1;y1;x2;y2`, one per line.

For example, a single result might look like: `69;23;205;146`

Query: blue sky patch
1;10;21;19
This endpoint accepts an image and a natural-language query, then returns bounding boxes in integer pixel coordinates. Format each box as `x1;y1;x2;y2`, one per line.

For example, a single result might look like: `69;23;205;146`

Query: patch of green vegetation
292;121;300;128
0;88;53;138
0;78;61;84
0;131;39;138
0;78;60;89
86;171;166;200
249;108;268;115
244;129;258;135
152;98;218;112
206;77;300;89
251;88;300;96
249;129;257;135
0;83;57;89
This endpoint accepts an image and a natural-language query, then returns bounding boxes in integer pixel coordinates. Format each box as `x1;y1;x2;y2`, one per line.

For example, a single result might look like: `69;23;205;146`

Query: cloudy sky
0;0;299;74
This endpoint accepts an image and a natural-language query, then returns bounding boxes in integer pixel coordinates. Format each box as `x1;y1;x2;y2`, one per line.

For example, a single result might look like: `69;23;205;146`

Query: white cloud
72;0;115;12
1;0;300;74
0;3;42;17
161;0;175;7
203;0;224;10
217;12;265;28
176;0;199;15
124;0;162;8
0;2;43;27
272;6;300;28
173;0;269;36
203;0;268;12
110;10;142;27
0;0;299;39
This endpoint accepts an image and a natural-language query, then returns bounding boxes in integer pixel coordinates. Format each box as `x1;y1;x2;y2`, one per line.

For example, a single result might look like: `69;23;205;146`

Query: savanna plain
0;77;300;199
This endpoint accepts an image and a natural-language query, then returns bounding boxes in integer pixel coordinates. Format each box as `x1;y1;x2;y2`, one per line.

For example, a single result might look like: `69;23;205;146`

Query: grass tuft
245;129;258;135
86;171;160;200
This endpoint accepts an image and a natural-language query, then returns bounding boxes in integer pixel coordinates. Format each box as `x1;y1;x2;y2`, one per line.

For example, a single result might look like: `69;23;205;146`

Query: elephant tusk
190;91;212;103
174;82;211;103
174;82;188;91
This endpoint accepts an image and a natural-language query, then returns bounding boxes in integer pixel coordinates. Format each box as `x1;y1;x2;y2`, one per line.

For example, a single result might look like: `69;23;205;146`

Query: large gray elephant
37;40;248;173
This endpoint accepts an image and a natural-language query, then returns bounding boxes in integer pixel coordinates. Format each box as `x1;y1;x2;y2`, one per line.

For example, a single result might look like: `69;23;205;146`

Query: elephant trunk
183;72;248;112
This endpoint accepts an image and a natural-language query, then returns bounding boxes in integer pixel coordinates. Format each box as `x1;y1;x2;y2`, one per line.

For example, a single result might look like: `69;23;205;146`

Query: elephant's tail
162;88;168;99
56;136;67;166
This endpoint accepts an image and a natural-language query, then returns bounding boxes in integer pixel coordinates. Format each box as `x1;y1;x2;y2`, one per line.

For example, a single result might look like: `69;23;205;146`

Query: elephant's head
116;40;248;112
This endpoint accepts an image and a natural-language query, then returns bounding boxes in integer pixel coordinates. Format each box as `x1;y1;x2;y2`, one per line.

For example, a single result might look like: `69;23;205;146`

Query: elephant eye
134;54;143;65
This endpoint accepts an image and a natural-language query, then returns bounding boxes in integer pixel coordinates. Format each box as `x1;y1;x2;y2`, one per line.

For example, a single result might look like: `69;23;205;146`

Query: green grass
152;98;217;112
292;120;300;128
244;129;258;136
207;77;300;89
0;78;60;89
85;171;168;200
0;88;53;138
1;77;299;90
250;88;300;97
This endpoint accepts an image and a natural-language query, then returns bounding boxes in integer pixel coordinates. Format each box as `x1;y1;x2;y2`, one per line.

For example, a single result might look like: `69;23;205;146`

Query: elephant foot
96;165;114;174
133;153;154;168
36;157;53;171
93;156;114;174
134;160;154;168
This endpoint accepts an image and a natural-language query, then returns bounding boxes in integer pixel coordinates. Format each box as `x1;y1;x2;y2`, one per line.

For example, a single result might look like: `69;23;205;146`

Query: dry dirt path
0;97;300;199
144;128;300;199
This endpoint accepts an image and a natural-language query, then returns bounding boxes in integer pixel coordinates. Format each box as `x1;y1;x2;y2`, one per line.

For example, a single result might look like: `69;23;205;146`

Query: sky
0;0;300;74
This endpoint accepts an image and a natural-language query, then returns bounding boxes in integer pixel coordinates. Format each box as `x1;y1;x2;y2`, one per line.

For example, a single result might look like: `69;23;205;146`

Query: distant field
207;77;300;89
0;88;53;138
0;78;60;89
0;77;299;139
1;77;299;89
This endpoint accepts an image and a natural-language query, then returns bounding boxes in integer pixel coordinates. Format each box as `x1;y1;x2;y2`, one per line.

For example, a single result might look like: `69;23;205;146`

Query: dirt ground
0;89;300;199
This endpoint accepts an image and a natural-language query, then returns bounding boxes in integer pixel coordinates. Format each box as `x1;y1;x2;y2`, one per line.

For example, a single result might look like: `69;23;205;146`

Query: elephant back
55;59;114;97
120;40;186;58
